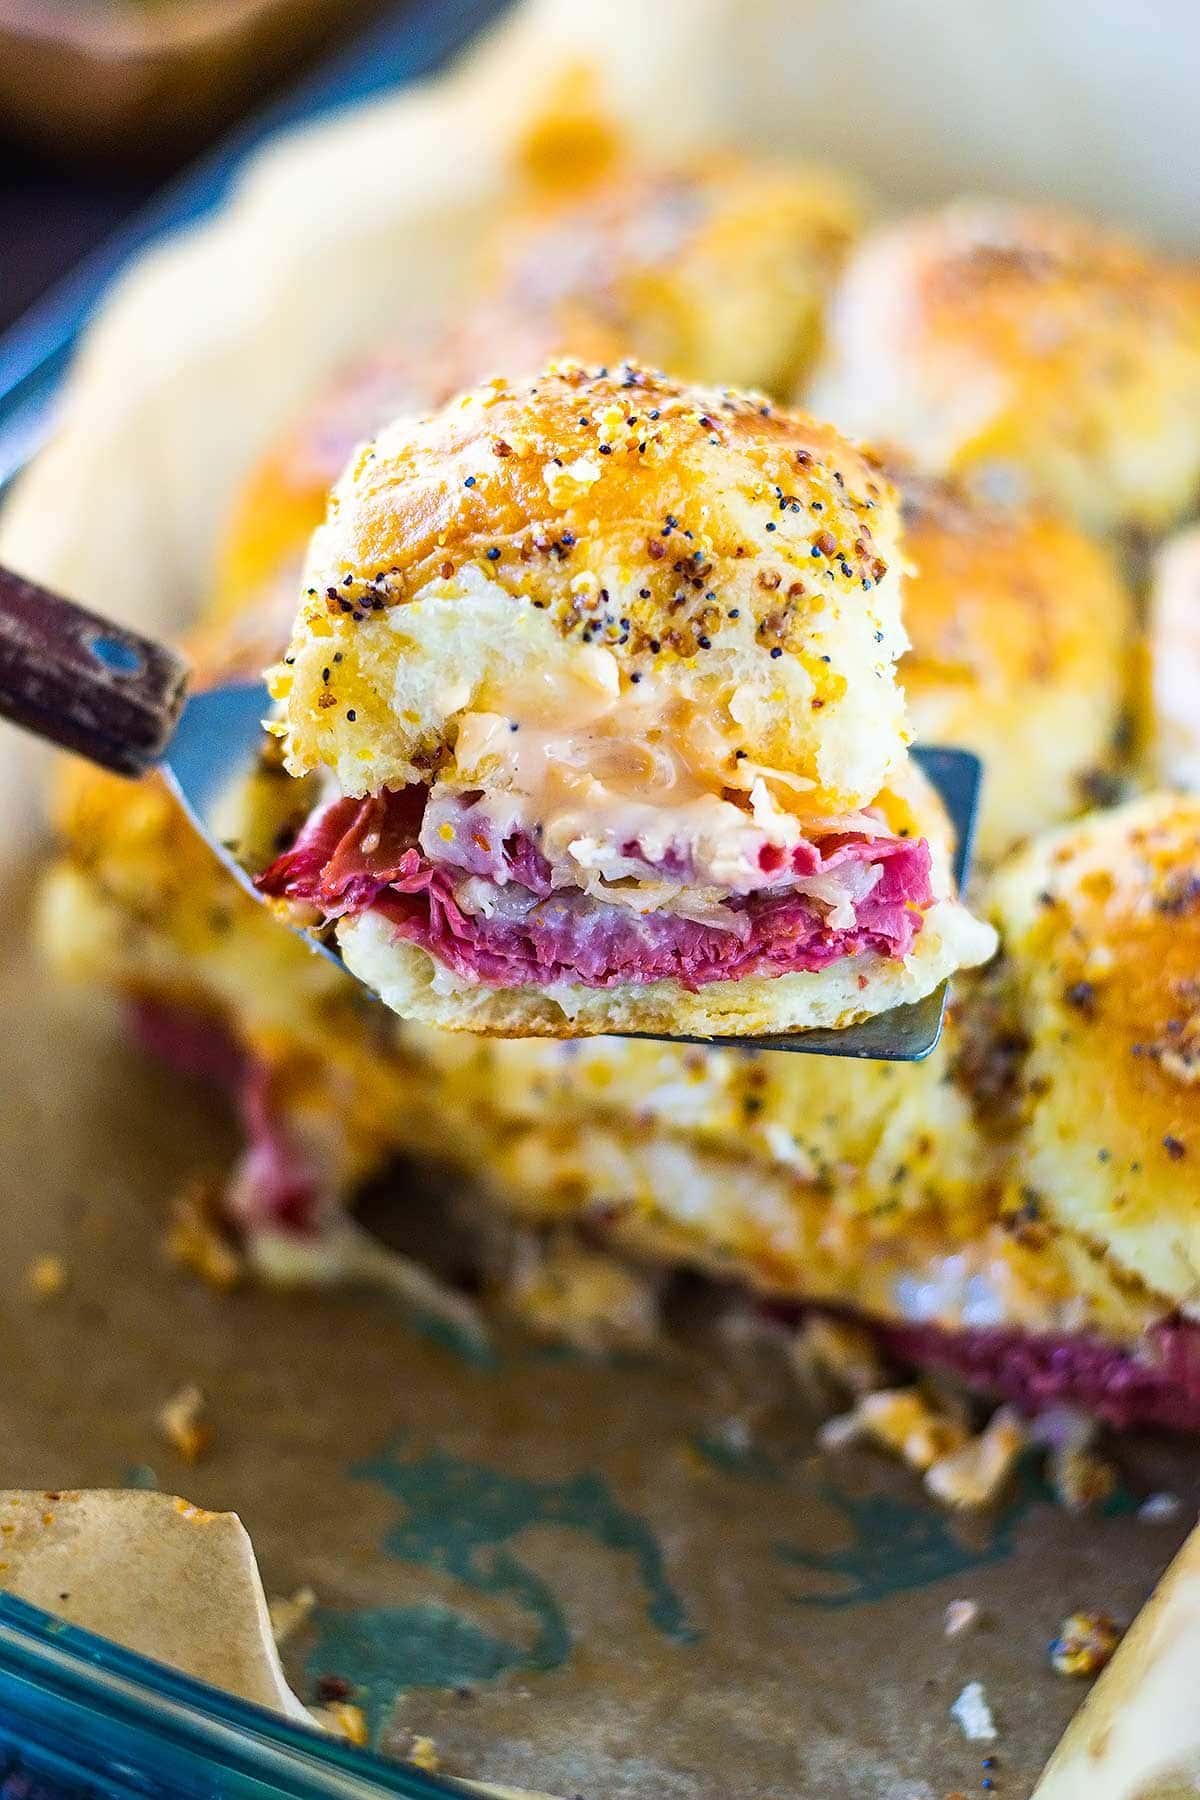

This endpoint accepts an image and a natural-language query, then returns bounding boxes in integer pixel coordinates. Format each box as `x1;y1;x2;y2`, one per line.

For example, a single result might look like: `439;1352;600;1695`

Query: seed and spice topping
280;361;896;676
272;360;913;807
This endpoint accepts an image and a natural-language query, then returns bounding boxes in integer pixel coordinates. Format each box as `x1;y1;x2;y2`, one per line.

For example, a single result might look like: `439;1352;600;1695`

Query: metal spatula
0;565;982;1061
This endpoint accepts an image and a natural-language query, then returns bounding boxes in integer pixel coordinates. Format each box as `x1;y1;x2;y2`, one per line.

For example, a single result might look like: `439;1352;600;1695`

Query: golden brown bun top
989;794;1200;1298
896;461;1124;697
485;151;864;395
215;145;863;623
810;200;1200;536
893;457;1133;858
994;793;1200;1088
273;361;910;807
300;360;897;627
212;307;627;625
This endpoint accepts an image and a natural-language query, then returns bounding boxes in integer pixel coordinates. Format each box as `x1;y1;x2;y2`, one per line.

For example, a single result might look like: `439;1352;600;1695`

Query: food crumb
1048;1444;1118;1514
26;1256;68;1300
944;1599;980;1638
950;1681;997;1742
156;1384;210;1464
268;1586;316;1646
315;1674;353;1703
409;1737;440;1773
323;1701;367;1746
1137;1491;1183;1524
1049;1610;1123;1678
822;1387;968;1473
816;1410;863;1452
164;1180;244;1292
505;1232;660;1353
926;1407;1026;1510
1030;1407;1118;1513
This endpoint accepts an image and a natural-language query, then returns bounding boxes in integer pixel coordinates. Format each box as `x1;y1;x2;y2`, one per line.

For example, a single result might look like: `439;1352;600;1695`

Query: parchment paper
0;1487;309;1721
3;3;1200;1795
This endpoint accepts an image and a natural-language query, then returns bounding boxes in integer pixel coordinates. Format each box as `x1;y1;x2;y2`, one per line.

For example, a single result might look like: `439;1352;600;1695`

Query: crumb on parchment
26;1255;68;1300
409;1737;440;1773
1028;1405;1118;1514
1138;1491;1183;1524
319;1702;368;1746
1048;1442;1118;1514
387;1726;443;1771
157;1384;210;1464
315;1676;353;1703
822;1386;1130;1519
926;1407;1027;1510
815;1409;864;1452
164;1179;244;1292
950;1680;997;1742
818;1387;968;1473
943;1599;980;1638
505;1232;660;1354
790;1316;887;1397
1049;1610;1123;1677
268;1586;317;1646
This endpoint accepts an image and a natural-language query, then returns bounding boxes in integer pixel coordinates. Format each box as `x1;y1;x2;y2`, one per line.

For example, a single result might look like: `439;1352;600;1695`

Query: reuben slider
260;361;994;1038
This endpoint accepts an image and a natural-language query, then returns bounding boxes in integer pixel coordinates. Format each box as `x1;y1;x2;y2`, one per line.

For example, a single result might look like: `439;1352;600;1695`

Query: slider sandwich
259;362;995;1038
808;200;1200;543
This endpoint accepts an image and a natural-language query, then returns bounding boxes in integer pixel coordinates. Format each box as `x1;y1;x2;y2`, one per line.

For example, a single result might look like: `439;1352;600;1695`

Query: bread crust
276;361;910;812
486;151;863;395
810;200;1200;537
989;793;1200;1304
894;459;1133;860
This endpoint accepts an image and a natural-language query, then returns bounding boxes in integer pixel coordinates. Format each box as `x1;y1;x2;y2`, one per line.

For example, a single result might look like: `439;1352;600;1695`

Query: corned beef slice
876;1314;1200;1435
257;790;933;990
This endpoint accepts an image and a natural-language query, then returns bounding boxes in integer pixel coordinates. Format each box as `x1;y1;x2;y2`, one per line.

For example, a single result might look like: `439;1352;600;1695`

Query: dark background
0;147;160;336
0;0;512;346
0;0;396;338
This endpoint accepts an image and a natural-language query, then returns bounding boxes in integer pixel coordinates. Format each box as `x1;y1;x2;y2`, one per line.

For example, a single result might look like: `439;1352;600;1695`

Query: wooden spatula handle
0;565;189;777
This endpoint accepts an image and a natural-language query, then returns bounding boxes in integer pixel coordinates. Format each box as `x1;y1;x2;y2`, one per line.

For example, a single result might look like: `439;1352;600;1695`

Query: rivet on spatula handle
0;565;189;776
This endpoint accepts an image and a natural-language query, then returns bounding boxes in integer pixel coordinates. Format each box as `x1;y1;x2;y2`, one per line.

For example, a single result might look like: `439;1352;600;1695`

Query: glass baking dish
0;1594;466;1799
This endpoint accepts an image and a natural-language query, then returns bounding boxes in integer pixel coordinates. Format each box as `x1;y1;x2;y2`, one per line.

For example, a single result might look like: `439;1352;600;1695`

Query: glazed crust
214;144;863;625
275;360;909;811
809;200;1200;537
211;305;629;628
989;793;1200;1305
894;459;1134;861
485;152;863;395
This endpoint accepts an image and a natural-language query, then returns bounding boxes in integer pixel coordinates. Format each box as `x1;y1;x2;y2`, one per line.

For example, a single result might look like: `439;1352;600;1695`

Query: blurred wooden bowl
0;0;382;161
